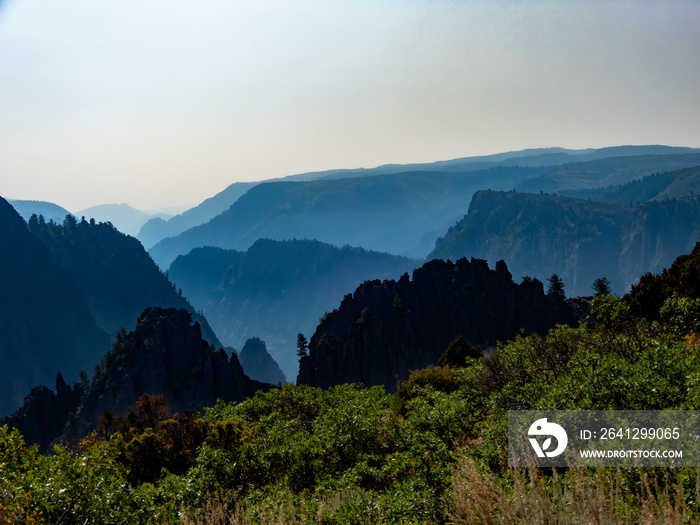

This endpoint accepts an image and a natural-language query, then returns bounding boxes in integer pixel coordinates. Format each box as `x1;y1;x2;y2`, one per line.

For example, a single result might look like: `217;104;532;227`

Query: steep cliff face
297;258;575;392
617;198;700;284
3;307;271;448
430;191;700;295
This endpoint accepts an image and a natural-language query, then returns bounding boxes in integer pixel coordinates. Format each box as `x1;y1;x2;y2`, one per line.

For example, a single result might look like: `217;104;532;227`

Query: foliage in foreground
3;295;700;523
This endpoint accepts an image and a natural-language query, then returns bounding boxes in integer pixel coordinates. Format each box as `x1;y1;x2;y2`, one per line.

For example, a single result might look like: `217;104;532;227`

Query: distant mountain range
4;144;700;418
9;199;73;224
149;166;549;268
137;182;257;249
168;238;418;380
517;153;700;194
276;145;700;180
155;146;700;377
145;146;700;270
76;203;173;237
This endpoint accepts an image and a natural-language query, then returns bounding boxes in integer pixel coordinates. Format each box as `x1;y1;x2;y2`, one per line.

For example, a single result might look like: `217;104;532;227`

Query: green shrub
438;335;482;368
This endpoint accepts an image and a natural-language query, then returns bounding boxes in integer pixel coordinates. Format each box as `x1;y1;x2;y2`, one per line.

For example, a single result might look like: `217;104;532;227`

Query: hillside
137;181;257;249
562;165;700;204
517;152;700;193
298;257;576;391
429;190;700;295
9;199;73;224
0;198;109;416
166;246;244;308
168;239;418;380
26;214;220;346
150;166;548;268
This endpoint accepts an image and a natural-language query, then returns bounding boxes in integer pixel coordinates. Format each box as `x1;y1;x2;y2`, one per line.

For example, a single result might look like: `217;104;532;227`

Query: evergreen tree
592;277;612;296
296;333;309;358
63;214;77;228
547;274;566;302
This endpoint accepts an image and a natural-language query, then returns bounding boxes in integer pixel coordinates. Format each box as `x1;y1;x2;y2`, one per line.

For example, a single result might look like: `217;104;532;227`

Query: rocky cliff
1;373;84;451
2;307;271;448
429;190;700;295
297;258;575;391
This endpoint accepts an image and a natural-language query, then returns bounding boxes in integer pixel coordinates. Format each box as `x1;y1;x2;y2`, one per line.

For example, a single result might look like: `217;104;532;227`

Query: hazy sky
1;0;698;211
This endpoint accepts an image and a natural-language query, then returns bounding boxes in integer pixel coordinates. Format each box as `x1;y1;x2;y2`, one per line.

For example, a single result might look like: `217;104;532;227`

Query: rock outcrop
2;307;272;448
0;373;84;451
72;307;272;437
238;337;287;385
298;258;575;392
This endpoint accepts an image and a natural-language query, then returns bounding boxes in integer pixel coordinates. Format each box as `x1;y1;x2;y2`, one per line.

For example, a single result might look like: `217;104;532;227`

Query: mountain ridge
429;189;700;295
0;197;110;416
149;166;549;268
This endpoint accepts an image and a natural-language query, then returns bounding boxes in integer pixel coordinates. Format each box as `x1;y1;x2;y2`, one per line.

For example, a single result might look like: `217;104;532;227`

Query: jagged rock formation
297;258;575;391
2;307;271;448
0;373;84;451
238;337;287;385
74;307;271;436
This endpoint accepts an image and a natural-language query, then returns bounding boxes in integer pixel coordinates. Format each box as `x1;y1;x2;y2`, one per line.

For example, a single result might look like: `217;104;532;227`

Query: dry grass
450;458;695;525
180;498;308;525
179;490;363;525
179;462;697;524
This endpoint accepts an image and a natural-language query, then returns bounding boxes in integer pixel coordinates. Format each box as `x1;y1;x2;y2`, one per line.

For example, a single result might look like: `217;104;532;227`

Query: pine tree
296;333;309;358
592;277;612;296
547;274;566;302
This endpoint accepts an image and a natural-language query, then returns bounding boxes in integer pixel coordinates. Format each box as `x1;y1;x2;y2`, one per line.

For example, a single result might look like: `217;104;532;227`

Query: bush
393;365;460;417
438;336;482;368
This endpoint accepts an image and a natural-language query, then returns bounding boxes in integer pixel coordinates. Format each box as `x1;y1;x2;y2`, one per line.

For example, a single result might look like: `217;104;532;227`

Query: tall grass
450;458;697;525
180;463;697;524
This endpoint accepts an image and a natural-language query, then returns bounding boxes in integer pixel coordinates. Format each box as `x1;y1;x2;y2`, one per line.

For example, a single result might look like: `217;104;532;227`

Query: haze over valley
3;144;700;402
2;1;699;521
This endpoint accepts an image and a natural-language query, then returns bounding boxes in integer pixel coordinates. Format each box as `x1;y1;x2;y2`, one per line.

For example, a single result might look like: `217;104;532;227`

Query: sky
0;0;698;212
